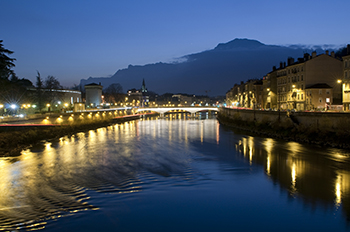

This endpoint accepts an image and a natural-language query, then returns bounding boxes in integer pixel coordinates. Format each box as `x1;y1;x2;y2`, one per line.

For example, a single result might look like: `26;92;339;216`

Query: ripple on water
0;120;214;231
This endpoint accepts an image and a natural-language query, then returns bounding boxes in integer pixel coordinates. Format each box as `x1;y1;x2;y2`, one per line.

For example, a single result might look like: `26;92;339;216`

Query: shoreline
0;115;141;157
216;113;350;150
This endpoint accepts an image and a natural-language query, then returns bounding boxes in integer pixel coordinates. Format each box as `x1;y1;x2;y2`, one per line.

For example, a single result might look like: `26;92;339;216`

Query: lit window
326;98;330;103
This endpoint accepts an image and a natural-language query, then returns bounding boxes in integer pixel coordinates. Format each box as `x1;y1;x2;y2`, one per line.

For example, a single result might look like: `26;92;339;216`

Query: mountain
80;38;335;96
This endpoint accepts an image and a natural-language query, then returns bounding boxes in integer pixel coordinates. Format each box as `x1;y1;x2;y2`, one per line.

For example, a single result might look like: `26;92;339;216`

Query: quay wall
219;107;350;131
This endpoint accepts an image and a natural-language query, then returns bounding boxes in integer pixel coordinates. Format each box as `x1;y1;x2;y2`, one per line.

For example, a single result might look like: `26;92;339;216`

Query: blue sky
1;0;350;88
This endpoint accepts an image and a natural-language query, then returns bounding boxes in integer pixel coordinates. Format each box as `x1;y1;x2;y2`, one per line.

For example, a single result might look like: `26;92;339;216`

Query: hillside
80;38;332;96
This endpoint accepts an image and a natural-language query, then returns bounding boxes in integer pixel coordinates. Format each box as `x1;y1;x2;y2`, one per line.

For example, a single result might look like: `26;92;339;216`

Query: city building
85;83;103;108
277;51;342;111
141;79;149;107
305;83;333;110
26;87;82;112
263;68;278;109
226;50;345;112
342;45;350;111
171;94;193;106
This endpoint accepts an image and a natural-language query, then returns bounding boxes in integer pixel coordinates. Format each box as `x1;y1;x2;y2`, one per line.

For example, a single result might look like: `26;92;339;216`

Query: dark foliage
0;40;16;80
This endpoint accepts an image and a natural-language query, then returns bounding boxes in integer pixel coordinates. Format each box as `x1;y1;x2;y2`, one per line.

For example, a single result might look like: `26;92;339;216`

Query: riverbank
0;115;141;157
217;112;350;150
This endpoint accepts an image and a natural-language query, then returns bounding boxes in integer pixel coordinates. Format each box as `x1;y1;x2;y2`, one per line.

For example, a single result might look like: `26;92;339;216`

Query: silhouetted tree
44;75;62;90
0;40;16;80
0;77;34;114
43;75;63;109
104;83;124;103
9;73;19;82
36;71;44;112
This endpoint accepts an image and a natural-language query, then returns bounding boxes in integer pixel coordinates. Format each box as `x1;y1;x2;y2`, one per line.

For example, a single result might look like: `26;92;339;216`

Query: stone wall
219;107;350;131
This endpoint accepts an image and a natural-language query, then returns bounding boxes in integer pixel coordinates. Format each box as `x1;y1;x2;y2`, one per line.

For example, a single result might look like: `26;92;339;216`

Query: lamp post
267;88;270;109
278;88;281;121
292;85;296;110
252;98;256;121
337;79;343;111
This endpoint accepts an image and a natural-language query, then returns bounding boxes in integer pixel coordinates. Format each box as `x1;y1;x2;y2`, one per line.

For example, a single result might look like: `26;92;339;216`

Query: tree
36;71;44;112
104;83;124;103
43;75;63;109
0;40;16;80
44;75;62;90
9;73;19;82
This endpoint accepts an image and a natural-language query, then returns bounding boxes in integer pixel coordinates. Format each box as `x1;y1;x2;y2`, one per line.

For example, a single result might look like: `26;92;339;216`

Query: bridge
136;107;218;117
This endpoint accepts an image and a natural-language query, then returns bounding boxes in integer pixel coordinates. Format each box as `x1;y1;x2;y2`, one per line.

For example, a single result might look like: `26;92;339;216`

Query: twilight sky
1;0;350;88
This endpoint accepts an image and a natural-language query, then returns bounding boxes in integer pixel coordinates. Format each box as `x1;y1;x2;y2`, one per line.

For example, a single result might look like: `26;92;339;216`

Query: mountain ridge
80;38;339;96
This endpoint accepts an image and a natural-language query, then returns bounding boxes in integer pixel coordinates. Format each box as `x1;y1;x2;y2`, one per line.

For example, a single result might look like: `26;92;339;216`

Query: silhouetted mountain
80;38;336;96
214;38;266;50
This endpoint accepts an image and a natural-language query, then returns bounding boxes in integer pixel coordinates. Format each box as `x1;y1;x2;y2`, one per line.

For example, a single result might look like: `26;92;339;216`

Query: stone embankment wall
219;107;350;131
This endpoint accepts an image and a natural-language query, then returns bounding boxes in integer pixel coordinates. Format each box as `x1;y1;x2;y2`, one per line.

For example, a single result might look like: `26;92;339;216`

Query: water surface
0;117;349;231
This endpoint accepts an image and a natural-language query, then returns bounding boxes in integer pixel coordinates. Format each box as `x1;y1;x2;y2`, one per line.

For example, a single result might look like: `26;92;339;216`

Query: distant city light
10;104;17;109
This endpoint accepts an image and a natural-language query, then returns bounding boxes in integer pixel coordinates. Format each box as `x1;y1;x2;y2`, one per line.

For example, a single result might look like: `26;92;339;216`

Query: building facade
85;83;103;108
305;84;333;110
342;45;350;111
276;52;342;111
226;49;346;112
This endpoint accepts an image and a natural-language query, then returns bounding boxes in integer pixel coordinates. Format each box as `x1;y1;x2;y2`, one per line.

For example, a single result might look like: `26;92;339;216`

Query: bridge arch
137;107;218;117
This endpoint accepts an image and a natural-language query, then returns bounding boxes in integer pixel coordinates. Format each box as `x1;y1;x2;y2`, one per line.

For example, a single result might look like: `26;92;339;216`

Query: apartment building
277;51;342;111
305;83;333;110
226;49;347;111
343;45;350;111
263;68;278;109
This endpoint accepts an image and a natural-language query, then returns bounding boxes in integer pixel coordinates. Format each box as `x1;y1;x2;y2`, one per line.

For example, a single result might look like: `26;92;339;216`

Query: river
0;115;349;231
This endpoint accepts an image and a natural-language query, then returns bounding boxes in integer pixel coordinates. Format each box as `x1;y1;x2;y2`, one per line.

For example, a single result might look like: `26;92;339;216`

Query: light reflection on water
236;132;350;217
0;117;350;231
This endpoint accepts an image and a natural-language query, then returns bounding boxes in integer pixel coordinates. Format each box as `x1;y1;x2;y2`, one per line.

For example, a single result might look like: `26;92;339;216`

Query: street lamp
292;85;297;110
337;79;343;111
